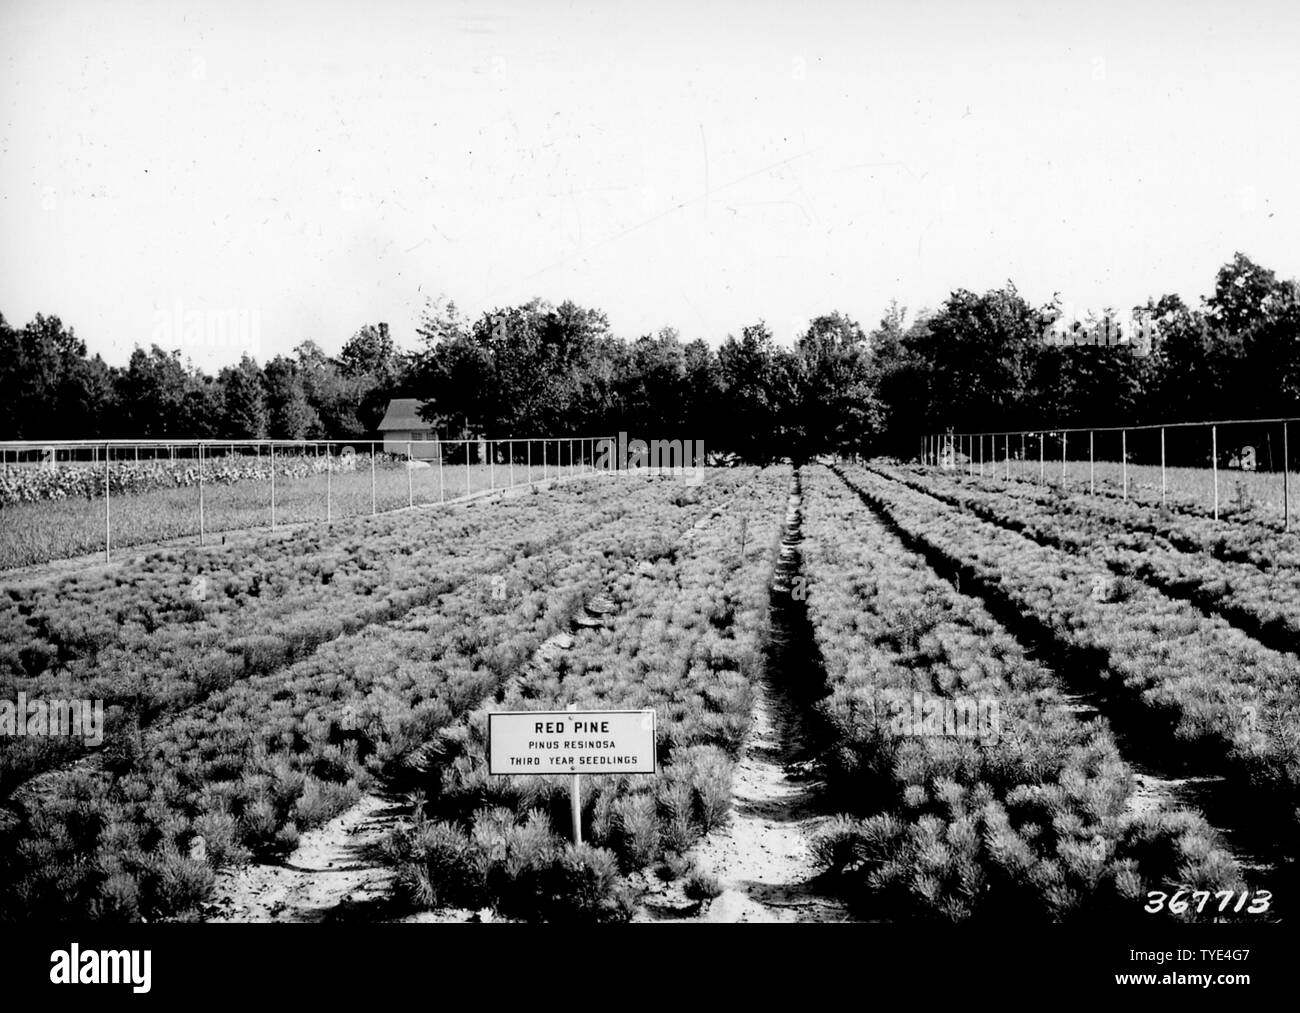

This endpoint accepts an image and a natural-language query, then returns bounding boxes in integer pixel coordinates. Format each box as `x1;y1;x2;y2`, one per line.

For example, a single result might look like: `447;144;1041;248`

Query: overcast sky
1;0;1297;370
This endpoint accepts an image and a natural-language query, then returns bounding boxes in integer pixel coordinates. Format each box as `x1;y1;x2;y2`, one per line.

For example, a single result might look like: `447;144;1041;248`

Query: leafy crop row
0;453;400;508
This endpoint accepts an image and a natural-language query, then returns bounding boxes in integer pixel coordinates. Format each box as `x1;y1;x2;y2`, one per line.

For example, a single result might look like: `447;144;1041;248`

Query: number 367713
1145;889;1270;915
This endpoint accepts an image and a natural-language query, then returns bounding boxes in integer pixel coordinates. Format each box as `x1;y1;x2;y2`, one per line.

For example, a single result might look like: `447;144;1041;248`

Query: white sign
488;709;656;775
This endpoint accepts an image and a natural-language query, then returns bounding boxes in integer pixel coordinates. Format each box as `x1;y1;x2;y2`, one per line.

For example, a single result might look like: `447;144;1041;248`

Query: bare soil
205;794;413;923
675;674;849;922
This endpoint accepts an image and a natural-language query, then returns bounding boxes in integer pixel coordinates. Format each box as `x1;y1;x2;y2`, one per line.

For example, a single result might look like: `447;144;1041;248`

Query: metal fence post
438;440;445;502
270;442;276;530
544;440;548;482
528;439;533;484
1121;429;1128;501
326;441;332;524
1212;425;1219;520
371;441;377;515
490;440;495;492
1089;430;1094;495
1161;427;1167;508
509;439;515;488
407;440;413;507
104;443;111;562
465;441;471;498
1061;431;1067;485
1285;421;1291;531
1004;434;1010;480
199;441;206;545
1039;433;1044;484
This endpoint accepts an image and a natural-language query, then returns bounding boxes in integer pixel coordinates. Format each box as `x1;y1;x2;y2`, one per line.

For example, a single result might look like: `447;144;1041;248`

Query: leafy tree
263;355;320;439
339;322;398;381
793;311;878;461
295;341;363;438
340;322;405;432
616;328;687;435
910;285;1040;434
217;355;269;439
0;314;115;439
3;251;1296;461
716;321;785;463
868;303;929;458
682;338;724;448
115;346;203;437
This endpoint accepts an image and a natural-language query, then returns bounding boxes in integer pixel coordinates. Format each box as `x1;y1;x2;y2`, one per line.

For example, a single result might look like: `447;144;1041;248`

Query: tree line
1;253;1296;463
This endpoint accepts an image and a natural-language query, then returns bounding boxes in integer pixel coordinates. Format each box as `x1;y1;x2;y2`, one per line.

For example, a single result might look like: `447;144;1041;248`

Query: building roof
377;398;434;431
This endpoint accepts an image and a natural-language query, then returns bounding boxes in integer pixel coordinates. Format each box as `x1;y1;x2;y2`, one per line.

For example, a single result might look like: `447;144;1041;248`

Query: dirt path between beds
681;672;849;922
644;471;852;923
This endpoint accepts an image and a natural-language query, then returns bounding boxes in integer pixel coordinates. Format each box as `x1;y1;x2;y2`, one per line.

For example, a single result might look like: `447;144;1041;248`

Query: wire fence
919;418;1298;531
0;436;615;570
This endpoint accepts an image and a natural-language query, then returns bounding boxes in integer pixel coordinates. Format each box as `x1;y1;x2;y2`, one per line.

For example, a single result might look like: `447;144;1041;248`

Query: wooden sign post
488;705;657;846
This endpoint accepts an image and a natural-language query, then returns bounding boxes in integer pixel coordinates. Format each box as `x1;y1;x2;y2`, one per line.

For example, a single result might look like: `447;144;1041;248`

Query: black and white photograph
0;0;1294;994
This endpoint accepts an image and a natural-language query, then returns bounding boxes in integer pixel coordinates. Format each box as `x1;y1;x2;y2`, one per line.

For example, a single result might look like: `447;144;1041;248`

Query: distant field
0;461;575;570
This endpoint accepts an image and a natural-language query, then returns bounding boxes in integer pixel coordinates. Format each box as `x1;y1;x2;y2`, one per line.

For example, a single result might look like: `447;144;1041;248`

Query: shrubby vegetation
834;463;1300;855
877;461;1300;656
799;467;1245;922
382;467;788;921
0;474;734;920
0;479;646;801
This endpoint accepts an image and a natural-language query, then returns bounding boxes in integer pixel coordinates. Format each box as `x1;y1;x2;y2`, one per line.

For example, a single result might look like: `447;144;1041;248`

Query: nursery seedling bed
877;463;1300;658
799;465;1269;921
676;467;848;923
378;468;800;922
833;464;1292;911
